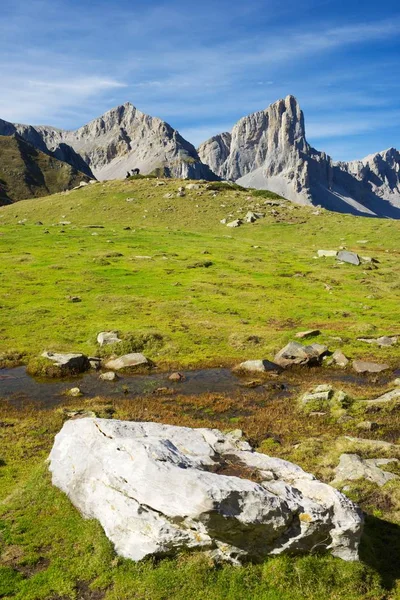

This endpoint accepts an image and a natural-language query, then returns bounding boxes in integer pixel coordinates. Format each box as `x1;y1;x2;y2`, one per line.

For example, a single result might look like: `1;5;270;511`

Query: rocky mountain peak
198;96;400;217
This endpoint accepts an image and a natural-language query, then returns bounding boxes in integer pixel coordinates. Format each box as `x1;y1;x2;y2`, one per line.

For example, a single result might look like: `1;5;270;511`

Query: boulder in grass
274;341;329;368
41;352;90;374
352;360;390;374
234;359;282;374
105;353;150;371
97;331;122;346
49;419;363;564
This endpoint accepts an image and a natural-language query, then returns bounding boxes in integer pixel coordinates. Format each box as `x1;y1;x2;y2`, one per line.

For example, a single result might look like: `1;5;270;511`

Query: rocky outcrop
198;96;400;218
49;419;363;564
0;104;218;182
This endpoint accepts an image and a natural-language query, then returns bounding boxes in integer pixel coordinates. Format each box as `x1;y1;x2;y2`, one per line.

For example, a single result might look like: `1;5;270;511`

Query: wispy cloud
0;0;399;160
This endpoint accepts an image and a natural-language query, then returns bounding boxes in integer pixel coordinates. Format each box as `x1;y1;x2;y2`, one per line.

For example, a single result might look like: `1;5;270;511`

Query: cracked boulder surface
48;419;363;564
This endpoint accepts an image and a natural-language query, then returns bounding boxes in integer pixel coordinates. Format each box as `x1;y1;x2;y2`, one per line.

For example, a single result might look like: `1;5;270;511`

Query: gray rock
295;330;321;339
105;353;150;371
97;331;122;346
99;371;118;382
356;421;379;432
49;419;363;564
333;453;399;487
244;211;264;223
332;350;349;367
317;250;338;258
337;251;360;266
274;341;329;368
352;360;390;373
67;387;82;397
357;336;397;347
361;389;400;406
226;219;242;228
234;359;282;374
41;352;90;373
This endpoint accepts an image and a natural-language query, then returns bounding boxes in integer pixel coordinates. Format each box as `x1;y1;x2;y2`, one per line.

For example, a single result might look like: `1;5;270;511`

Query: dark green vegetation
0;135;89;205
0;178;400;598
0;177;399;368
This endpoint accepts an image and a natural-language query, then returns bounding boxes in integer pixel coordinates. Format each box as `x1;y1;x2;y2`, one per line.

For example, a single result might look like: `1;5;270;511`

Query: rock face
49;419;363;563
0;104;218;182
198;96;400;218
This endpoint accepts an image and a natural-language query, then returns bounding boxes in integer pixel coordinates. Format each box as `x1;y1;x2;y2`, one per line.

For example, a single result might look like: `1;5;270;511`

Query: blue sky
1;0;399;160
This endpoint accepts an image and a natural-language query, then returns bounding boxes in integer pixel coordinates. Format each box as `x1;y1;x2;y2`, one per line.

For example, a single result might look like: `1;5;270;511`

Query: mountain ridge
0;103;218;182
198;95;400;218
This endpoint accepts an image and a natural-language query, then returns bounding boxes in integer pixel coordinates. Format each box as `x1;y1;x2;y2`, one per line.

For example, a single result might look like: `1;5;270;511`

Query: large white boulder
48;420;363;564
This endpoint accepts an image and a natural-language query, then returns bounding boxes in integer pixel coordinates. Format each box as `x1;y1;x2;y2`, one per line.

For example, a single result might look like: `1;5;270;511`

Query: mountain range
1;96;399;218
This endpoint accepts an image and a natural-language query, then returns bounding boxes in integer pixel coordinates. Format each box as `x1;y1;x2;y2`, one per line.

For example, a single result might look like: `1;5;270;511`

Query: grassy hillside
0;177;399;368
0;135;90;205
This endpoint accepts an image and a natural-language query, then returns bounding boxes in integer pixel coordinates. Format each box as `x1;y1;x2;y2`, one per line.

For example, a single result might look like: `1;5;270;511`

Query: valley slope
0;134;90;205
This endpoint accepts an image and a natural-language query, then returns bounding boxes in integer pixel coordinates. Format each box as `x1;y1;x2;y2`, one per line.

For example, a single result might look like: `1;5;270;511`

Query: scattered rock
226;219;242;228
356;421;379;432
274;341;329;368
89;357;101;370
100;371;118;382
352;360;390;374
186;184;201;190
49;419;363;564
233;359;282;374
67;387;82;397
97;331;122;346
300;385;349;413
331;350;349;368
295;330;321;339
357;336;397;347
105;353;151;371
244;211;264;223
333;453;399;487
41;352;90;374
361;388;400;407
220;218;227;224
168;372;185;382
336;251;360;266
67;296;81;303
317;250;338;258
155;181;166;186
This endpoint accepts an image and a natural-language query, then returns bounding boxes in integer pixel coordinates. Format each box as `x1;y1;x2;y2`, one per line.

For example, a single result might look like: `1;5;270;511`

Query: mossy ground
0;178;399;369
1;178;400;598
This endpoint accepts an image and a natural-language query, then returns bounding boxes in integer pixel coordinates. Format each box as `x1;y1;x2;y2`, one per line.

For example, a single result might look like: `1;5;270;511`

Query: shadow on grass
359;514;400;591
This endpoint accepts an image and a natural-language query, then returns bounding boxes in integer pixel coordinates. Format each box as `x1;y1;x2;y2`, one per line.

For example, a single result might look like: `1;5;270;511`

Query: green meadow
0;178;399;368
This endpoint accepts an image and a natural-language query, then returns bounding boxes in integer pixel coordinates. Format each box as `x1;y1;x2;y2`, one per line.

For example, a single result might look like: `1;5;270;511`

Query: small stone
234;359;282;374
68;387;82;397
332;350;349;368
337;251;360;266
97;331;122;346
105;353;151;371
100;371;118;382
168;372;185;382
317;250;338;258
226;219;242;228
352;360;390;374
295;330;321;339
356;421;379;432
